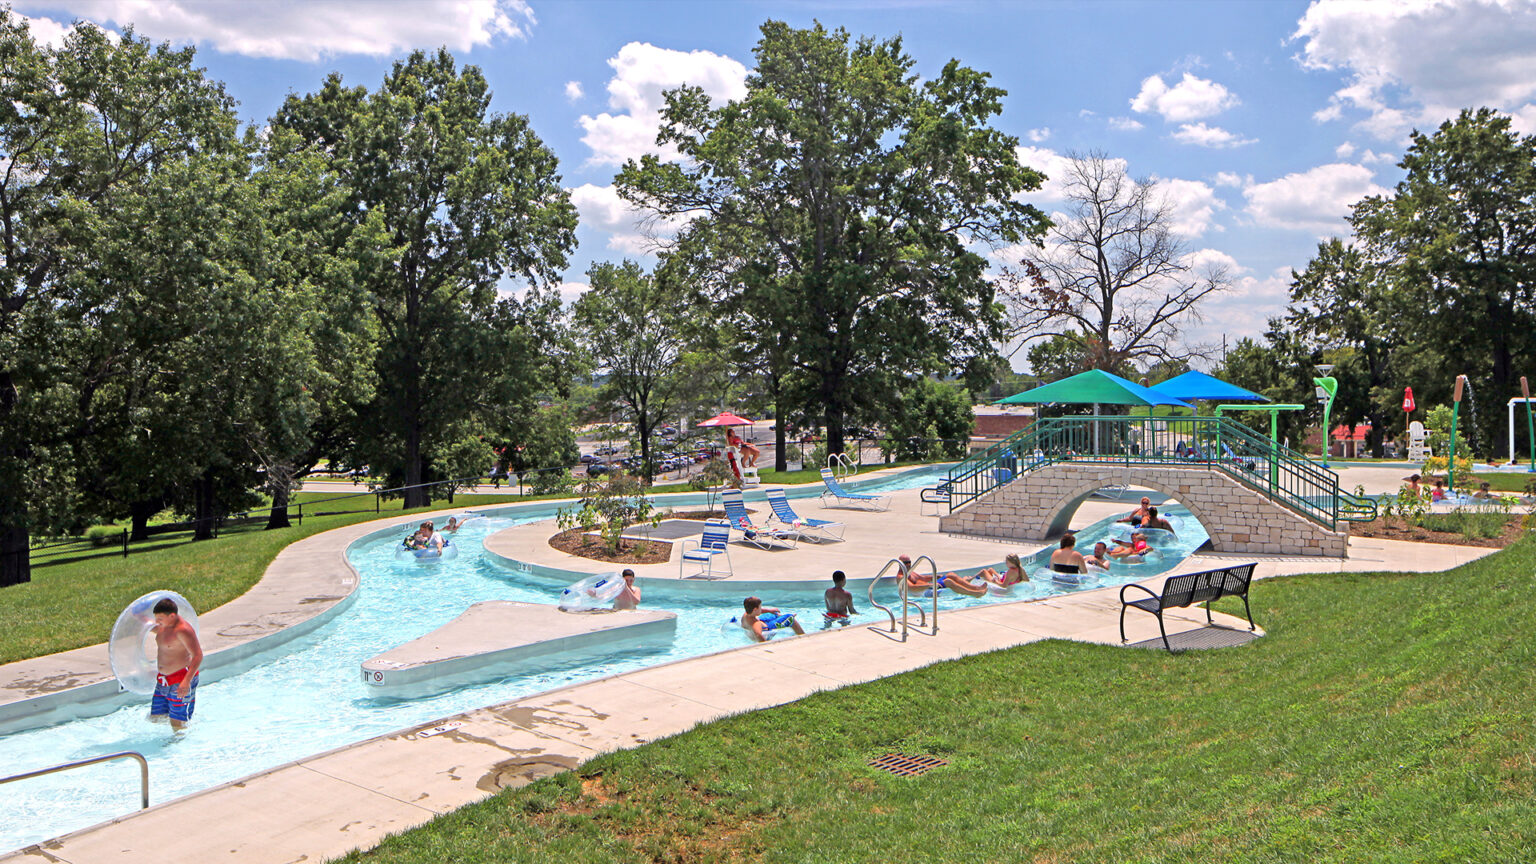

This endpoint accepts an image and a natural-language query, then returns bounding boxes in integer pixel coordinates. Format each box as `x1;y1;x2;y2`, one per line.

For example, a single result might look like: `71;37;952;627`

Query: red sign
1402;386;1415;413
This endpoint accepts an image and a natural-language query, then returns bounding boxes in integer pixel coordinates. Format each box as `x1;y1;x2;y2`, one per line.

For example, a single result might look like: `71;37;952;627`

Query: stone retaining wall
938;462;1349;557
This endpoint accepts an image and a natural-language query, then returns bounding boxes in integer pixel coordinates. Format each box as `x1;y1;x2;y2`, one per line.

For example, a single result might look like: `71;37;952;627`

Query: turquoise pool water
0;468;1200;852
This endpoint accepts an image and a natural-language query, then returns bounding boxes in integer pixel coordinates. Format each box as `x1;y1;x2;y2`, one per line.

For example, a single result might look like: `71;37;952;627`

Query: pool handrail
0;751;149;812
865;556;940;641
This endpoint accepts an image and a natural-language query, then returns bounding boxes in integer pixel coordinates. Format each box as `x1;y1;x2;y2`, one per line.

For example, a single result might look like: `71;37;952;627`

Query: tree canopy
616;21;1048;454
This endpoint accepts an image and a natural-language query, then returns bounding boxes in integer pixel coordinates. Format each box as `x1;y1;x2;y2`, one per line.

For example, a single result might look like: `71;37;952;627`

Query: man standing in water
150;597;202;731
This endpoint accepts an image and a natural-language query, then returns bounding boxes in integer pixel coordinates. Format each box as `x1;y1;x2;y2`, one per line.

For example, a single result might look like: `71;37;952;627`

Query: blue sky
14;0;1536;370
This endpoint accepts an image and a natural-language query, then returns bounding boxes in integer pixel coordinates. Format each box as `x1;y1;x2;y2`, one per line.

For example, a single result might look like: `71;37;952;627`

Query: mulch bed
545;508;751;565
1349;515;1529;548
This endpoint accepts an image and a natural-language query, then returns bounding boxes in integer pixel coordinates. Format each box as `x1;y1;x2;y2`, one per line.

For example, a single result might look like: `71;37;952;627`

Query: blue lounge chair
764;488;845;542
818;468;891;511
678;520;733;579
721;489;797;549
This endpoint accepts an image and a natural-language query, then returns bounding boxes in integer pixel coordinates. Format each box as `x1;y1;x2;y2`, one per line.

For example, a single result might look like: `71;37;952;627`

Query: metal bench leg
1119;605;1128;643
1157;611;1171;653
1204;600;1214;626
1241;594;1254;631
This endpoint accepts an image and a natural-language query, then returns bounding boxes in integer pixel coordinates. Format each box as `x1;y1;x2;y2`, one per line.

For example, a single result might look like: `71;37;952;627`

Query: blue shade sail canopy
1149;370;1268;403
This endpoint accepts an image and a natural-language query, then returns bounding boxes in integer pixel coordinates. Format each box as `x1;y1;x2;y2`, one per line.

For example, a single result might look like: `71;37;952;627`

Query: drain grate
868;753;948;777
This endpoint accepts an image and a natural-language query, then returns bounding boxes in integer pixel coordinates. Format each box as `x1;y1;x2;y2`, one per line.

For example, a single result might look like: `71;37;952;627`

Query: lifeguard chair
1407;421;1432;461
725;444;759;487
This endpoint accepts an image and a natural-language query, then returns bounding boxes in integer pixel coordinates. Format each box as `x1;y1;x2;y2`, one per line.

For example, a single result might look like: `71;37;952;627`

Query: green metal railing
946;415;1376;531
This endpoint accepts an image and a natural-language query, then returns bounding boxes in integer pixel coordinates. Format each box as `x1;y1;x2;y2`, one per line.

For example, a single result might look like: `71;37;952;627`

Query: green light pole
1447;375;1466;491
1314;364;1337;467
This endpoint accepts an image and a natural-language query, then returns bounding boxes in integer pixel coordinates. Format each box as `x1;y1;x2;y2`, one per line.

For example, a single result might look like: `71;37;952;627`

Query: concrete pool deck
1;474;1501;863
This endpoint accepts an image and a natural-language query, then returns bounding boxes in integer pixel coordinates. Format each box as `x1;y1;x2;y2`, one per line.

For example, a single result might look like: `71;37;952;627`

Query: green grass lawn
1468;471;1536;494
339;535;1536;863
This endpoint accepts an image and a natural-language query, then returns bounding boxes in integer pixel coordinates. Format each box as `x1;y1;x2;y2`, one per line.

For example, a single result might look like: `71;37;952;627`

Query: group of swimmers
401;515;475;553
1404;473;1497;503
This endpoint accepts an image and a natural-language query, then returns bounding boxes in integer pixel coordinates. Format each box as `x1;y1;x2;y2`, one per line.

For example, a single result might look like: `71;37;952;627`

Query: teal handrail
947;415;1373;530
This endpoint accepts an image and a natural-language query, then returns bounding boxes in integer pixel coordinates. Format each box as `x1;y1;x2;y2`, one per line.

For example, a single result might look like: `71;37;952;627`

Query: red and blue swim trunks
150;668;199;724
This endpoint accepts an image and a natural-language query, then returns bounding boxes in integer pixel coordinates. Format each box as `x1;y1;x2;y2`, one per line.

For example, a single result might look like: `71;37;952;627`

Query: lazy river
0;469;1206;852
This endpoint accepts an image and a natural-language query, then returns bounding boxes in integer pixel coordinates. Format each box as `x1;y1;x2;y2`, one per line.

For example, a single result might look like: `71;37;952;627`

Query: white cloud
1334;141;1356;159
564;80;584;102
1293;0;1536;141
1185;247;1245;275
1243;163;1388;234
578;41;747;167
1014;146;1132;204
1213;171;1246;188
1359;149;1396;166
1130;72;1240;122
1170;122;1257;148
25;0;534;61
569;183;652;254
1157;178;1225;237
1107;116;1144;131
13;10;71;47
1027;127;1051;142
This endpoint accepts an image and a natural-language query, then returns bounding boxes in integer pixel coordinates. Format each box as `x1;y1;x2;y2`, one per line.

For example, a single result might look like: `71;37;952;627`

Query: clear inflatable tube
558;572;625;612
109;590;200;696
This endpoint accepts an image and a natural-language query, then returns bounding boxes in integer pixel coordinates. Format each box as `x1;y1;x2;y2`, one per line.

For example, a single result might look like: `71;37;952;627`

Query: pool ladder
0;751;150;811
866;556;940;641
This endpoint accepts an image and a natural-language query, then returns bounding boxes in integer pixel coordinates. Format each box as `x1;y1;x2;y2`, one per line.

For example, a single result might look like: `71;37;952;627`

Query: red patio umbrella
695;411;754;427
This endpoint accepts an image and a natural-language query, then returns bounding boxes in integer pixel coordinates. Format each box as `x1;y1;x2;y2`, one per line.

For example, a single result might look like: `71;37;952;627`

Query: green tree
1026;332;1094;381
508;405;580;494
1350;108;1536;455
1213;327;1317;446
617;21;1048;457
879;378;974;460
0;15;242;584
572;260;707;480
272;51;577;508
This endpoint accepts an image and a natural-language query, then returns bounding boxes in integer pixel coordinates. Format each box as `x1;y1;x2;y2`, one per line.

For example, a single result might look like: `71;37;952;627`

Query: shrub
84;525;121;547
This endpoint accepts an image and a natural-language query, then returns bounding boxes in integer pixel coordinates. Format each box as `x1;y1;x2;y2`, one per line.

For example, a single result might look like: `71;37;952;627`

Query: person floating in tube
150;598;203;732
741;596;804;641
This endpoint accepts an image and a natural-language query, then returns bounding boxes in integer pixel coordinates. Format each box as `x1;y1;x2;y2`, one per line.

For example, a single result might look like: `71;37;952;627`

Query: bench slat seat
1119;563;1256;652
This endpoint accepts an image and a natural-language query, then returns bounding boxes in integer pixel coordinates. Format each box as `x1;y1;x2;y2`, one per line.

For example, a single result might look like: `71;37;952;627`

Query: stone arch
1037;472;1218;539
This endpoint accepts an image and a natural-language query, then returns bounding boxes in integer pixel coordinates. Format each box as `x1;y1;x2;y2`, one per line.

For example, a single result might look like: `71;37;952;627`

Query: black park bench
1119;563;1257;652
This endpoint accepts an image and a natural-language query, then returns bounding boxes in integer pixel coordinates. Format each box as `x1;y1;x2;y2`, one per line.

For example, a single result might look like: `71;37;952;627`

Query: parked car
579;453;596;464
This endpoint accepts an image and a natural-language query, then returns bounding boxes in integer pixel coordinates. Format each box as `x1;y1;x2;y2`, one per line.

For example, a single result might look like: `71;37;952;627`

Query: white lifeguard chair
726;445;760;487
1407;421;1432;461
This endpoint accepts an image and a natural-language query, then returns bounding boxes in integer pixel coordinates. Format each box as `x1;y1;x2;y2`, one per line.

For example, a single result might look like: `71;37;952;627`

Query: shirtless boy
613;568;642;610
150;598;203;731
824;570;857;619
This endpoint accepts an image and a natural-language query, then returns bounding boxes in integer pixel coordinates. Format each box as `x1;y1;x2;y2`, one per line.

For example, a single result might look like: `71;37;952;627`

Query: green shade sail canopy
996;369;1192;408
1149;370;1268;403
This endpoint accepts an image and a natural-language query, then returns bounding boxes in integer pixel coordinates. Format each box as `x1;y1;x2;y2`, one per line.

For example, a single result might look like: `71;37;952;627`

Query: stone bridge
938;462;1349;557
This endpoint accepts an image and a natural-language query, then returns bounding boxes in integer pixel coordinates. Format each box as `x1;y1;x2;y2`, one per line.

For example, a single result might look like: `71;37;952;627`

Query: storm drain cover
868;753;948;777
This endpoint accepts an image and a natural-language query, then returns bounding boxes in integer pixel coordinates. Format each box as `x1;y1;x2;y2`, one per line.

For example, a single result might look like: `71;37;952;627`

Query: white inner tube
558;572;625;612
109;590;200;696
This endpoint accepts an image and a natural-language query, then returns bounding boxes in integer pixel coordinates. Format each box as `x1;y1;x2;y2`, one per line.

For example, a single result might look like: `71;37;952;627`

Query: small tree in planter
558;470;661;554
688;459;738;515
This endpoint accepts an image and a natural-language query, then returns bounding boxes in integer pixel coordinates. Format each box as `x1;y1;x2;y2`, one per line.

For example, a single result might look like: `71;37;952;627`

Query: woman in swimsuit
1049;535;1087;574
978;553;1026;587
